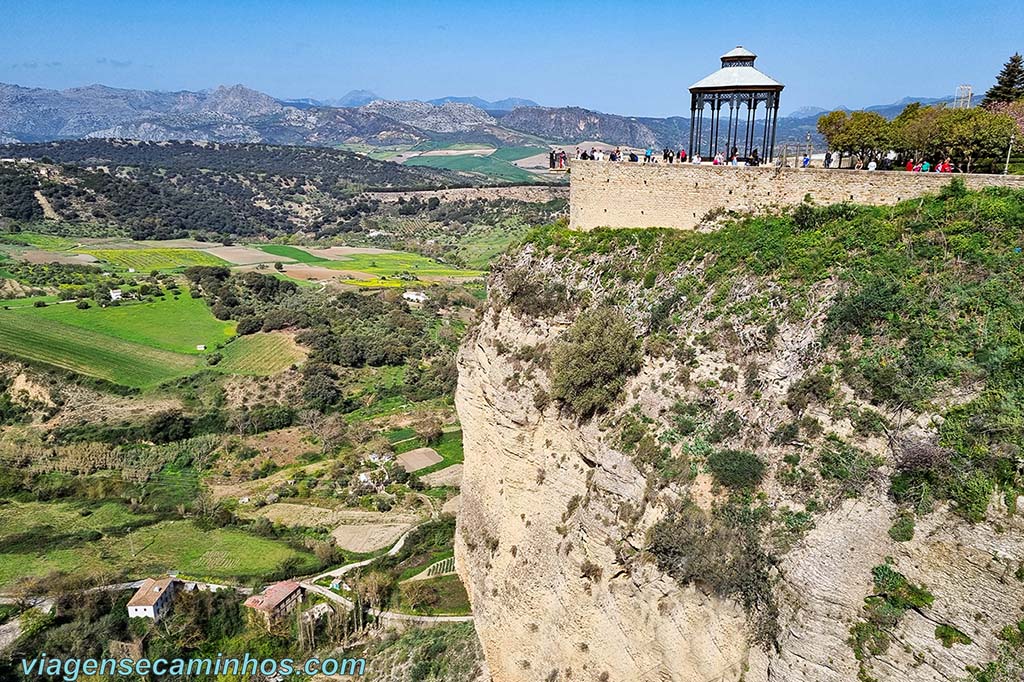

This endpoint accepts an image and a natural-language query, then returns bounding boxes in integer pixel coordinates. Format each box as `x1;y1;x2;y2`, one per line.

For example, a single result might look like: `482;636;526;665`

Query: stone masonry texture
569;160;1024;231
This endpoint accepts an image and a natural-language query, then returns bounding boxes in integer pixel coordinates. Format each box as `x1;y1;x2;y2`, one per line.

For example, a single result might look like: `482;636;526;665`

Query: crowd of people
821;151;957;173
554;145;959;174
563;145;764;166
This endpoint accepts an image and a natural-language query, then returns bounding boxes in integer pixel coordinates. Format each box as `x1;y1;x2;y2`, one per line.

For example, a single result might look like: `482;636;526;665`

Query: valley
0;15;1022;680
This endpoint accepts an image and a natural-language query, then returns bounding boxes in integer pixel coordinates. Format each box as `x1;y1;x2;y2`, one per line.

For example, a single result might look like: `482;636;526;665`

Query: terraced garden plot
78;248;228;271
217;333;306;375
0;310;200;388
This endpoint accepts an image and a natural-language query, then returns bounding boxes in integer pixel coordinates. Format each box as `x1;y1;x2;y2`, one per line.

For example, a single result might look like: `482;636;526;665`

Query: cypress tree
981;53;1024;106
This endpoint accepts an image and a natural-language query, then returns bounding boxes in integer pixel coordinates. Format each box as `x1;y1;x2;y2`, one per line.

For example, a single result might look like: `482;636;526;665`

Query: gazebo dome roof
689;46;784;92
721;46;757;60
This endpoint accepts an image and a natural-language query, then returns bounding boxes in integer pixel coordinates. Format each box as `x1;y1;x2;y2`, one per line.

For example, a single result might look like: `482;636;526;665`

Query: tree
987;100;1024;136
981;53;1024;106
817;110;849;160
943;107;1017;172
817;110;891;164
550;306;641;417
842;111;892;162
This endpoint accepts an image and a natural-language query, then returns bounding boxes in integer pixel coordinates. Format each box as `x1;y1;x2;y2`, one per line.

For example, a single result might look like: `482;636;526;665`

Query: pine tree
982;53;1024;106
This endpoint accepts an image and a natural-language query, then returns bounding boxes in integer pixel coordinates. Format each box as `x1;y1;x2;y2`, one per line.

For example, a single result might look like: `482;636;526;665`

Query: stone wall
569;160;1024;231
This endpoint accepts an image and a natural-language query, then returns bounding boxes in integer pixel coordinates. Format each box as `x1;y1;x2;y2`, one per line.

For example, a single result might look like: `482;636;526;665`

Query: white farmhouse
109;289;123;302
127;576;178;621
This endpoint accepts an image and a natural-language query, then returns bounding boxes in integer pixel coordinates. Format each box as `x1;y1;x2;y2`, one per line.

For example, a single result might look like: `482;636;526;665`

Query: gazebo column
716;94;724;155
726;97;736;159
761;96;771;160
768;94;780;162
695;99;704;158
688;93;697;157
746;97;759;158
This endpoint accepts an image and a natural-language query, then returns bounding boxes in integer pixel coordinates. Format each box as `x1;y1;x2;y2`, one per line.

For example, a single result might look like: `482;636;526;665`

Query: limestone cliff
455;196;1024;682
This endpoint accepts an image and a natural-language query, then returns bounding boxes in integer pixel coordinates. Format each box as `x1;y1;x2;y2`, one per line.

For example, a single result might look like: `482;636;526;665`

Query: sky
1;0;1022;117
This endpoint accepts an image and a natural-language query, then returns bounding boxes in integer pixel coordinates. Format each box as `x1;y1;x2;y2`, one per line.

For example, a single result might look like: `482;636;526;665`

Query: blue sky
1;0;1021;116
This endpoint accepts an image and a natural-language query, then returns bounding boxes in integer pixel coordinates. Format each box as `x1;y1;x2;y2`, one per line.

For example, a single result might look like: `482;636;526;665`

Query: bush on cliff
550;306;641;418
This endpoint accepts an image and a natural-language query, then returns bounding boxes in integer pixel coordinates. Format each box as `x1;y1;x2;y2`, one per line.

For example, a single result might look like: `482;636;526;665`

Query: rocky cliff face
455;205;1024;682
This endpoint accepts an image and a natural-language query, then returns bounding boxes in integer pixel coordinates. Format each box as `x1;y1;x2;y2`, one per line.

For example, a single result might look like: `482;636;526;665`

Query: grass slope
490;146;548;161
28;295;236;354
0;310;199;388
0;501;317;588
405;153;538;183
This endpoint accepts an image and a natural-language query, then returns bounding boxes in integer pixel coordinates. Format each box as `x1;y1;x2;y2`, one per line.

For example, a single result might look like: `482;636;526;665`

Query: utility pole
128;527;136;557
1006;134;1015;175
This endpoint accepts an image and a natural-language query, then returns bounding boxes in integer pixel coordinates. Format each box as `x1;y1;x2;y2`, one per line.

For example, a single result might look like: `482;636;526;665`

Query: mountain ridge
0;80;956;150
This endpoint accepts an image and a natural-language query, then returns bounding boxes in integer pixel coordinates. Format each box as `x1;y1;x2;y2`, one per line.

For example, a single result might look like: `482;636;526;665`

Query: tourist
750;149;760;166
825;151;833;169
940;158;953;173
730;154;739;166
644;148;652;163
867;159;877;171
679;148;687;163
906;159;916;172
692;154;702;164
574;147;581;160
921;160;931;172
802;154;810;168
549;151;555;169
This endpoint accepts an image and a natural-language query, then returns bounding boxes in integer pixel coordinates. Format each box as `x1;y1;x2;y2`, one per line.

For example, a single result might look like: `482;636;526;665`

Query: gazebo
688;47;784;163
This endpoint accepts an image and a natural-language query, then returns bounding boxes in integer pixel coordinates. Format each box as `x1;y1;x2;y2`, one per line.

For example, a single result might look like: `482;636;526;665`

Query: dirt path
33;190;59;220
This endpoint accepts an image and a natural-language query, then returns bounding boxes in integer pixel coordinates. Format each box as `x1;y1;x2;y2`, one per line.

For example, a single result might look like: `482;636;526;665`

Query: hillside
455;185;1024;681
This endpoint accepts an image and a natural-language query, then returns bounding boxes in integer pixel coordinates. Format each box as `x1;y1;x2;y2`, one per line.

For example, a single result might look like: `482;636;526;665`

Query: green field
0;310;200;387
0;232;79;251
0;501;318;588
217;333;306;375
490;146;547;162
255;244;327;263
28;295;236;354
78;248;228;271
405;153;539;183
322;252;483;279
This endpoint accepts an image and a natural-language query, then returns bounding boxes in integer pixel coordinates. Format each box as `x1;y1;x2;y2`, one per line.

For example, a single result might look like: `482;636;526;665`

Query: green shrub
949;470;994;522
707;410;743;444
935;624;973;647
550;307;641;417
649;501;778;647
888;512;915;542
786;371;832;414
817;435;881;499
707;449;765;490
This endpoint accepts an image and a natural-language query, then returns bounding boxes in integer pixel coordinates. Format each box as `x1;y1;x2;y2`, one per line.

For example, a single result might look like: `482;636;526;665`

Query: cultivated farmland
321;252;483;279
217;332;306;375
0;310;199;387
256;244;328;263
79;248;228;271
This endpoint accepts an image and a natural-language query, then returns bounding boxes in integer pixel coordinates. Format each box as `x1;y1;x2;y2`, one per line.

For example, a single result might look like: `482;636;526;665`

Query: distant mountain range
0;80;956;152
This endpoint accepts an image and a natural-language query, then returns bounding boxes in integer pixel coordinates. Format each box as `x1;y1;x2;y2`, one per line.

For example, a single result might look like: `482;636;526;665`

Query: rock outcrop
455;225;1024;682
